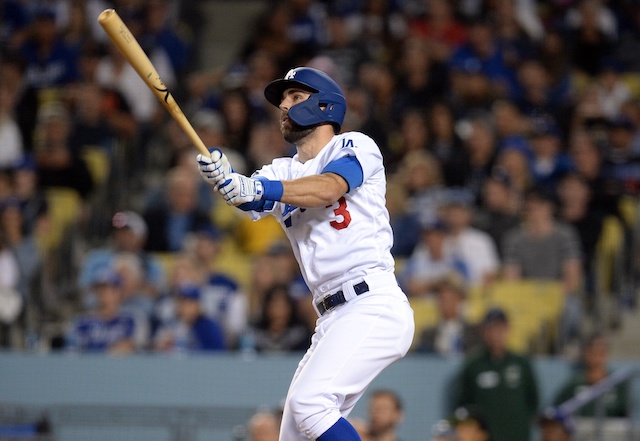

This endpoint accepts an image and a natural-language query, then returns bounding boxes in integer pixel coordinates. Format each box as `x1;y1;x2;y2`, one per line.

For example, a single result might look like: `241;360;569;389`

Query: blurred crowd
0;0;639;362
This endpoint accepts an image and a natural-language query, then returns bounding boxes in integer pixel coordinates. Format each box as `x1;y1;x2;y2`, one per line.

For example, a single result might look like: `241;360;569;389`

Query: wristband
257;178;284;201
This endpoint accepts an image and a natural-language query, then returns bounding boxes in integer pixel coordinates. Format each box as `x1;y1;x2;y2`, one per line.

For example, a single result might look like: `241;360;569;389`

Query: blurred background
0;0;639;440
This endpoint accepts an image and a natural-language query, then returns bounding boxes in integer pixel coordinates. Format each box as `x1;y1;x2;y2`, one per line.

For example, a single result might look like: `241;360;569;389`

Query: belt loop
341;279;358;302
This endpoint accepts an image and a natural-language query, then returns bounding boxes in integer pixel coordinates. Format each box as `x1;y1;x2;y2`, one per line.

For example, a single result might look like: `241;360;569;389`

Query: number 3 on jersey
329;196;351;230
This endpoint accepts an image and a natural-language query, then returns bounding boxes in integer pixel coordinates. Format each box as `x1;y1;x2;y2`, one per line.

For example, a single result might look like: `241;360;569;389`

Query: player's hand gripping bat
98;8;210;156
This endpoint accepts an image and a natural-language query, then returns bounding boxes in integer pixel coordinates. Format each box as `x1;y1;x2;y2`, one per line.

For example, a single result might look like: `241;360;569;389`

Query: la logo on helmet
284;69;297;80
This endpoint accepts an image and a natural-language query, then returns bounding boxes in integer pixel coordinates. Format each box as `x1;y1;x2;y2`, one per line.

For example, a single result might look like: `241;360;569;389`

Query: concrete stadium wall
0;352;638;441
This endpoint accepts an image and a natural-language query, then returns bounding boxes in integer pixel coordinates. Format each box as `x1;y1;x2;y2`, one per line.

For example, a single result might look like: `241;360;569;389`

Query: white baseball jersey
246;131;395;302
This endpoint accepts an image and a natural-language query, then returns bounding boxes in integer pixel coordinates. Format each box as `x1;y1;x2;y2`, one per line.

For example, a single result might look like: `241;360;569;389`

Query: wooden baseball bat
98;8;210;156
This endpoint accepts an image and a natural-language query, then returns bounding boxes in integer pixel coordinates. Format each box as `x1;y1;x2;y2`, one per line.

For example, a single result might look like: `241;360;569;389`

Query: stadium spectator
72;43;138;141
143;167;213;252
349;417;372;441
240;283;311;353
143;0;193;76
0;84;24;168
488;0;543;63
1;0;31;52
407;0;467;62
77;210;164;300
401;220;467;297
528;120;574;194
565;0;617;77
66;268;137;354
513;58;568;123
426;101;466;188
415;271;481;356
454;308;539;441
318;11;368;89
448;405;491;441
366;389;405;441
448;17;515;105
439;189;500;286
32;101;94;200
18;7;79;89
594;59;632;120
553;333;629;417
247;410;281;441
10;155;48;237
182;225;248;349
391;37;449;115
66;81;120;153
0;54;39;153
556;173;605;308
601;116;640;195
219;88;256;157
473;170;521;256
385;108;431;174
112;252;153;349
501;186;585;352
153;284;226;353
386;181;421;259
492;99;532;151
537;408;574;441
494;139;534;197
0;224;22;348
568;130;621;218
0;198;42;315
457;116;499;199
397;150;449;228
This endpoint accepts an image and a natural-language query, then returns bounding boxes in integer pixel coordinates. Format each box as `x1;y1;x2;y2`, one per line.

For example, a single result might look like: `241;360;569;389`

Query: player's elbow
312;173;348;206
313;187;344;207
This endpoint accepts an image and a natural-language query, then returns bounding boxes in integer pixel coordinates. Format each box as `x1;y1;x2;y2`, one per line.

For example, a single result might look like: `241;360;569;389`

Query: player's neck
295;127;336;163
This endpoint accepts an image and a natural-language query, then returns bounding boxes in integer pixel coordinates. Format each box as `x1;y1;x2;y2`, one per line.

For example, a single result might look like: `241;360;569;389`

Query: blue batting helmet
264;67;346;132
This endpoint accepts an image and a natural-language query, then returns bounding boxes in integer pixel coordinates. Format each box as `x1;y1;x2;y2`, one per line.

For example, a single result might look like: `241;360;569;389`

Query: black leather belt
316;281;369;315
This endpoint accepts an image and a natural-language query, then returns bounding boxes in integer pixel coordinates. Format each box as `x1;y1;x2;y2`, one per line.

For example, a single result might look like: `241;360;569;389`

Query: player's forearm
279;173;348;208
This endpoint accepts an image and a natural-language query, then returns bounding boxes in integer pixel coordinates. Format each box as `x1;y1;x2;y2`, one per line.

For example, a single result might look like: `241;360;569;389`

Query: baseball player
197;67;415;441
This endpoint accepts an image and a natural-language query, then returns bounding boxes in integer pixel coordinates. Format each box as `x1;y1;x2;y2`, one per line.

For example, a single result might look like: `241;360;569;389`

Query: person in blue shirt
19;7;79;89
66;269;137;354
154;284;226;353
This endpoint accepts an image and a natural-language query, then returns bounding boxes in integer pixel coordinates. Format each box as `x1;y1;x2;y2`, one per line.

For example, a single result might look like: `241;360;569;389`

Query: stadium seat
38;187;82;252
594;216;625;295
82;146;111;187
236;215;286;255
483;280;564;353
408;296;439;348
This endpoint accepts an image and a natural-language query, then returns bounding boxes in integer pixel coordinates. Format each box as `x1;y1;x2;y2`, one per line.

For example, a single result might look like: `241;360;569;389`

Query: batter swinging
197;67;414;441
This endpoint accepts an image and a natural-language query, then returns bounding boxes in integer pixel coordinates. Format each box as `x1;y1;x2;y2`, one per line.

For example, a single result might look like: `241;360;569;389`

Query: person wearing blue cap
453;308;539;441
153;284;226;353
65;268;137;354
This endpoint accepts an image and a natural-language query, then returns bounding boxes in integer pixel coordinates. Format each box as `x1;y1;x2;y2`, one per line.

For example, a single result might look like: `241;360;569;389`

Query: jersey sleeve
333;132;384;186
321;155;364;192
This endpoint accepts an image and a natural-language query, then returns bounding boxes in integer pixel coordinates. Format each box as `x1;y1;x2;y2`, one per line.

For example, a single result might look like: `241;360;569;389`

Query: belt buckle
318;293;334;315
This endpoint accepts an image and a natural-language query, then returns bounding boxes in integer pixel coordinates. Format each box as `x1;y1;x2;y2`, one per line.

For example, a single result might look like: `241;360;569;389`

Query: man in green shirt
454;308;539;441
553;333;628;417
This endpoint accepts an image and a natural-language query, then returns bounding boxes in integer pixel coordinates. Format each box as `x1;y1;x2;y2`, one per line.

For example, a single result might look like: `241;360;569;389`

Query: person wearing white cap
77;210;165;308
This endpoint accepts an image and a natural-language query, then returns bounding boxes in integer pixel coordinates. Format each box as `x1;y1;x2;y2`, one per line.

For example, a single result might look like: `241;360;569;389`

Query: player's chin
283;124;315;144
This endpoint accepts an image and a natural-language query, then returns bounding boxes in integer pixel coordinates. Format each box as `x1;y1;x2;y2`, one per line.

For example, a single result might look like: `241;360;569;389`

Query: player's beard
281;117;316;144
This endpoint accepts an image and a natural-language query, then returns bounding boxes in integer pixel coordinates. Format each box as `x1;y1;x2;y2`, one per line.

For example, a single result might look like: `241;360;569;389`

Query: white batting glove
218;173;264;206
196;148;233;188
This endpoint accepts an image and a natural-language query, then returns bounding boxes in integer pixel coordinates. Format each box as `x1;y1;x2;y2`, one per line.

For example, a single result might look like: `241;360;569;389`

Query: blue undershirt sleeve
320;155;364;192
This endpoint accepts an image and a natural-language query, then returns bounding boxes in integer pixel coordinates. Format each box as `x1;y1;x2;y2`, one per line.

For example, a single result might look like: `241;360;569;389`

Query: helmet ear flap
287;92;345;133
